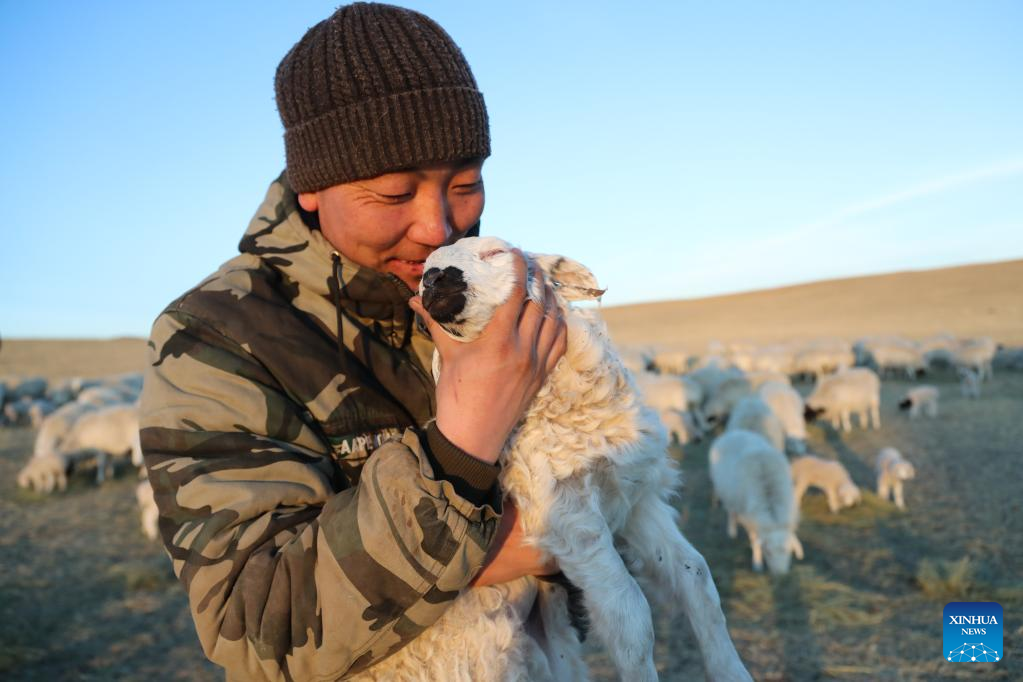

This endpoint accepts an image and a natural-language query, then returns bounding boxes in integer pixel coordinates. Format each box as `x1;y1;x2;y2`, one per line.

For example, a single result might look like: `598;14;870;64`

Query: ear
529;253;605;302
298;192;319;212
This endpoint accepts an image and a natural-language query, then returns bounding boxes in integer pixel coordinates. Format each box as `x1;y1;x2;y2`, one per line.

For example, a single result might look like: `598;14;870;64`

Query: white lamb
16;452;69;493
57;403;142;483
709;430;803;575
362;236;752;682
650;348;690;375
757;381;808;455
876;447;915;509
898;385;939;418
790;455;860;513
659;408;705;446
726;395;786;453
702;375;753;429
804;368;881;432
953;338;996;382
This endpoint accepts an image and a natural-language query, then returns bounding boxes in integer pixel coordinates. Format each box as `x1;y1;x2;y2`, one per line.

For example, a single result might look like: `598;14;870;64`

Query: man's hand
470;499;557;586
409;250;567;465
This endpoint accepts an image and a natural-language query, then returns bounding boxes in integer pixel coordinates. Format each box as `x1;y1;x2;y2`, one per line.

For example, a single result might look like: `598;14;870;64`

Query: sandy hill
597;258;1023;350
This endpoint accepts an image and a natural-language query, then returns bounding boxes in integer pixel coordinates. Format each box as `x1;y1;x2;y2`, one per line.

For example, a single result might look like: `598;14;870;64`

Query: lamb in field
790;455;860;513
757;380;808;455
726;395;786;453
958;367;981;399
954;338;996;382
709;430;803;575
56;403;142;483
804;367;881;432
876;447;915;509
16;452;69;493
370;236;752;682
898;385;939;418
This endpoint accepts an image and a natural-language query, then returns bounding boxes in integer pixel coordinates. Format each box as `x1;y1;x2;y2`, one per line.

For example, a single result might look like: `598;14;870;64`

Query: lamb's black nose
421;266;468;323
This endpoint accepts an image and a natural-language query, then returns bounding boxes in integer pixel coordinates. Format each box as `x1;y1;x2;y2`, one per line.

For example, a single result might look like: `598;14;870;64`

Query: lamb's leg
840;410;851;432
750;531;764;572
893;481;905;509
792;480;807;507
825;486;840;514
542;496;658;682
727;511;738;538
871;400;881;430
877;475;890;503
620;494;753;681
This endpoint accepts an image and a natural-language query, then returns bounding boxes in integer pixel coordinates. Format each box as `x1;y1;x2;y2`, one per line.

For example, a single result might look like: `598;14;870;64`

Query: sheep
876;447;915;509
28;399;57;428
16;452;69;493
757;380;808;455
649;347;690;375
898;385;939;418
633;371;702;414
10;376;48;402
56;403;142;483
659;407;705;446
378;236;752;682
702;375;753;429
953;338;996;382
804;368;881;432
958;367;981;399
791;346;854;380
744;370;791;391
136;478;160;541
994;345;1023;371
709;430;803;575
726;395;786;453
790;455;860;513
870;343;927;379
618;345;655;375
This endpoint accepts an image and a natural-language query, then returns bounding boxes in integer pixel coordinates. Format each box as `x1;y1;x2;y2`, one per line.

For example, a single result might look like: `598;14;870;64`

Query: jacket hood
238;172;417;349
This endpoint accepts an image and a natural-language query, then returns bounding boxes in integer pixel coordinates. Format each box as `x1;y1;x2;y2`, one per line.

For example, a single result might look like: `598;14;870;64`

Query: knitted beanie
275;2;490;193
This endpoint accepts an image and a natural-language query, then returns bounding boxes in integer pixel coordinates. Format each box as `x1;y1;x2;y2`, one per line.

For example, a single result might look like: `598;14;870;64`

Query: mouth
421;266;468;324
388;258;427;280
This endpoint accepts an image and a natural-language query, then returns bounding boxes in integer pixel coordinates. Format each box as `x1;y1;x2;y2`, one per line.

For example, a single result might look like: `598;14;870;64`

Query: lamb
709;430;803;575
757;380;808;455
633;371;706;444
659;407;705;446
790;455;860;513
136;478;160;541
870;343;927;379
702;375;753;429
56;403;142;483
649;348;690;375
362;236;752;682
953;338;996;382
804;368;881;432
876;447;915;509
726;395;786;453
16;452;69;493
898;385;939;418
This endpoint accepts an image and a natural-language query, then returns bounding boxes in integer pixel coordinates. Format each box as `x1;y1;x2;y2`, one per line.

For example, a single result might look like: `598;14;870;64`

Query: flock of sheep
1;372;158;541
624;333;1019;576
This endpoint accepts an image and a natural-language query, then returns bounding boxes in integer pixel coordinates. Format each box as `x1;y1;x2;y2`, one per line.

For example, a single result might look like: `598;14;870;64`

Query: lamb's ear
529;253;606;302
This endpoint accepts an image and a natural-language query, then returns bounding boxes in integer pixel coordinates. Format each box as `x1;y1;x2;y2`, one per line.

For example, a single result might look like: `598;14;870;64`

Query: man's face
299;160;485;292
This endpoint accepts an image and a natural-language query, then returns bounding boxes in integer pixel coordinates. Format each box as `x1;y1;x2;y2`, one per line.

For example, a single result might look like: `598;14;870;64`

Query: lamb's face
762;528;795;575
893;461;915;481
418;236;541;342
838;481;861;508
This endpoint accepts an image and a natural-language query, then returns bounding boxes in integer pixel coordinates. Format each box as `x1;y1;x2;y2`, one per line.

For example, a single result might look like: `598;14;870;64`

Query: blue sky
2;1;1020;338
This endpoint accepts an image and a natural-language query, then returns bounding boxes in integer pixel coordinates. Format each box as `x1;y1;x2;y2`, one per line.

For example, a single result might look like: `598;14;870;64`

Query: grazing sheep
791;346;854;380
709;430;802;575
726;396;786;453
16;452;69;493
57;403;142;483
994;345;1023;371
4;397;34;426
790;456;860;513
804;368;881;432
876;447;915;509
744;370;791;391
659;408;705;446
953;338;996;382
28;399;57;428
618;345;655;375
899;385;939;418
702;375;753;429
634;371;702;414
395;236;751;682
10;376;48;402
870;343;927;379
958;367;981;399
136;478;160;541
650;348;691;375
757;381;808;455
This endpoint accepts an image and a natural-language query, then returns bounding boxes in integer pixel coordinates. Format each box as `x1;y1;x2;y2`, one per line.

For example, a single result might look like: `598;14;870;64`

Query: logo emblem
944;602;1002;662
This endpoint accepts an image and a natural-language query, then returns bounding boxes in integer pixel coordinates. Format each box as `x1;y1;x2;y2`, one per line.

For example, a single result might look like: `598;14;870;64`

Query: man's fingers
409;296;455;353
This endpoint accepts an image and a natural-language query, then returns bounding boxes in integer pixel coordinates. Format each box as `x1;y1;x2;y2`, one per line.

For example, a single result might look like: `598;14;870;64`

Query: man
139;3;566;680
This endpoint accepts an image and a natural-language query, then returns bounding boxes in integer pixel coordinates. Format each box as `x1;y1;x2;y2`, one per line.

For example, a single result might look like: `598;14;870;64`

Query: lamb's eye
479;248;506;261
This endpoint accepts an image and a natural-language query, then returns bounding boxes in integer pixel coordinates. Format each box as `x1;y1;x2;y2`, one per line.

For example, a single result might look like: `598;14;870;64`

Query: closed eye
479;248;506;260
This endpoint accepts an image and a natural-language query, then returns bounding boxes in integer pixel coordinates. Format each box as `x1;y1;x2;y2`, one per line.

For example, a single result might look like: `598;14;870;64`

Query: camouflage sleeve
139;309;501;681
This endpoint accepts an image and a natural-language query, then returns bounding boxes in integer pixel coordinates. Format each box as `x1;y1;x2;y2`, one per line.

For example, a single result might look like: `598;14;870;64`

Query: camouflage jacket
139;173;502;681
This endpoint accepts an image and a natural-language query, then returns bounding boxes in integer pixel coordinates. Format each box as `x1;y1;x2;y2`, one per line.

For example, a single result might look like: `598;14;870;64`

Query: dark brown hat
274;2;491;193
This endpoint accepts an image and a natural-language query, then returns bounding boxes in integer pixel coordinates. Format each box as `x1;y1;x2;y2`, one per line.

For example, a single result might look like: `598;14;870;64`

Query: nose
410;192;453;246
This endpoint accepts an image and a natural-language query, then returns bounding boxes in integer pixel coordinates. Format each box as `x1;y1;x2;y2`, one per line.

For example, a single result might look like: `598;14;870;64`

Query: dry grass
916;557;976;601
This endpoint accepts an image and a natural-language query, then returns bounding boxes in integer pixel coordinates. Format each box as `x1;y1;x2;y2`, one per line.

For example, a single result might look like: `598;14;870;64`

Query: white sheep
366;236;752;682
898;385;939;418
659;407;705;446
702;375;753;429
709;430;803;575
757;380;808;455
634;370;702;414
650;347;690;375
870;343;927;379
57;403;142;483
876;447;915;509
726;395;786;453
953;337;996;382
744;370;791;391
136;478;160;541
804;368;881;432
790;455;860;513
